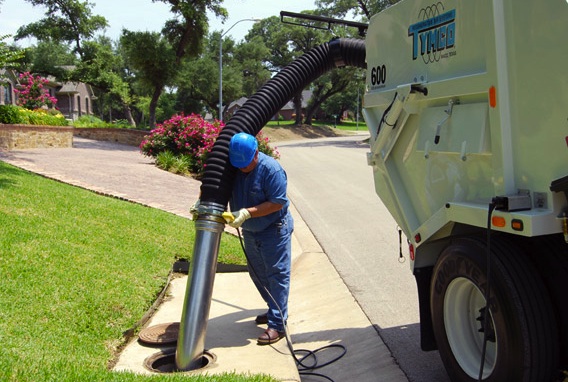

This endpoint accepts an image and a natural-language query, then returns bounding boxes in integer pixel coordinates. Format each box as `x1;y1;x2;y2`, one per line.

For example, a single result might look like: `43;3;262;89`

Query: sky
0;0;317;47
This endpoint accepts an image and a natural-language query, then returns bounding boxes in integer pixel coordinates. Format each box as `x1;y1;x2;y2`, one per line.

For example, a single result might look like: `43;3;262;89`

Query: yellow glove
222;212;234;223
228;208;251;228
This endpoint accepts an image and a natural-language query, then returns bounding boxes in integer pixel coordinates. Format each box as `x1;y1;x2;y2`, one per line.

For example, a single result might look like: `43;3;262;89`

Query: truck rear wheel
430;236;558;381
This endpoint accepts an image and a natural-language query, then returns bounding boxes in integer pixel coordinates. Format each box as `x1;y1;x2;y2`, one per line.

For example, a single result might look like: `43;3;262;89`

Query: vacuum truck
362;0;568;380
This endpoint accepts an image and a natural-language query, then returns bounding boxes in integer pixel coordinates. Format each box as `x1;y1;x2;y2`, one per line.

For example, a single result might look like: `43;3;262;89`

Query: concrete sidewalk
0;138;407;381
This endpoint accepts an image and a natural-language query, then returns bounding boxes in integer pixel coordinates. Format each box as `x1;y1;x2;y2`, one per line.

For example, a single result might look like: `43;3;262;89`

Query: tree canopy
8;0;391;128
15;0;108;58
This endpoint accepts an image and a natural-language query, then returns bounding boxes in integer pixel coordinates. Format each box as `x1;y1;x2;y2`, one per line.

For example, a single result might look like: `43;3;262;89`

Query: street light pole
219;18;260;122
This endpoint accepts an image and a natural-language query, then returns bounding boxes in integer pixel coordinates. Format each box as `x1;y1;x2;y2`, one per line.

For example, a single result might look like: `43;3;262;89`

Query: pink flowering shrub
140;113;223;175
140;113;280;176
14;72;58;110
256;130;280;160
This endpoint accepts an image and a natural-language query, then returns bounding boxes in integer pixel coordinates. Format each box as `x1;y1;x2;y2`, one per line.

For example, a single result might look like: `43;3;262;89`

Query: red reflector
409;244;415;261
414;233;421;243
511;219;524;231
489;86;497;108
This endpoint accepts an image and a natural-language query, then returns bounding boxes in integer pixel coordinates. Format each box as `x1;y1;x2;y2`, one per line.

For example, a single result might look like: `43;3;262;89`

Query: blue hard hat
229;132;258;168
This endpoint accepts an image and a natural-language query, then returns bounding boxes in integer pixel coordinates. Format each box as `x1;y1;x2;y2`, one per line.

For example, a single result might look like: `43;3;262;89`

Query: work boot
257;328;285;345
255;312;268;325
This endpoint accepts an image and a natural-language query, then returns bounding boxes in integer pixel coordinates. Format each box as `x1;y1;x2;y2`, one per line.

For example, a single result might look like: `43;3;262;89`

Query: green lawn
266;119;368;132
0;161;275;382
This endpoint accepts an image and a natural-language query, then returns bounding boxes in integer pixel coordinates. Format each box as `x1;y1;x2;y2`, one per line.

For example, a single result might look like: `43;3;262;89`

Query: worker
226;132;294;345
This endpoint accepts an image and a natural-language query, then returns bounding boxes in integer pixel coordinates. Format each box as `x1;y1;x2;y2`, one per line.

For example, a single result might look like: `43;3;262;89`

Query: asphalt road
278;134;451;382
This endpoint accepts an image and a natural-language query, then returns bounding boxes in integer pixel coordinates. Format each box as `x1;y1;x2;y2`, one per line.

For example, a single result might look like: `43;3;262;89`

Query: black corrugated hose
199;37;366;207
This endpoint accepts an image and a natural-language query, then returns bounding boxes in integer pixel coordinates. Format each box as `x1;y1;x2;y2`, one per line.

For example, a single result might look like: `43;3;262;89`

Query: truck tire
430;236;558;381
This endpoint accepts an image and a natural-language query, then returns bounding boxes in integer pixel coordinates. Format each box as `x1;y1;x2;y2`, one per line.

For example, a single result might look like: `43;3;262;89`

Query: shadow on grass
0;160;23;189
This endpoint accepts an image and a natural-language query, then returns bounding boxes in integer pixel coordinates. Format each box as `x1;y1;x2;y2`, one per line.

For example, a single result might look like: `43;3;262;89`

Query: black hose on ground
199;37;366;206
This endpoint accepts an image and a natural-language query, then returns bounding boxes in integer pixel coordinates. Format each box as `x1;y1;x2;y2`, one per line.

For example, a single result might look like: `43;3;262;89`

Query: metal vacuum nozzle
175;202;225;371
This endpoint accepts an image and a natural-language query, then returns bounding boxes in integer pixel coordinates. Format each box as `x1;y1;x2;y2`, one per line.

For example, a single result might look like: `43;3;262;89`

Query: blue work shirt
230;152;290;233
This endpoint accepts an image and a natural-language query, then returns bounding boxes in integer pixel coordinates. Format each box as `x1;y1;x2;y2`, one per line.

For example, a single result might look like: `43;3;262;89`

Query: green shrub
18;108;68;126
113;119;132;128
155;150;176;171
171;155;193;175
73;116;139;129
73;115;108;128
0;105;68;126
155;152;195;175
140;114;223;176
0;104;23;124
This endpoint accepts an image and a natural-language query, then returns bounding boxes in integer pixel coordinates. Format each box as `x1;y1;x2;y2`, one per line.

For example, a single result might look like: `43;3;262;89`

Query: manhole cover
139;322;180;345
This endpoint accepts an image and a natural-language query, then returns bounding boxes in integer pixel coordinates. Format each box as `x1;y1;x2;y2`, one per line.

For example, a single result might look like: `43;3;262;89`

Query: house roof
227;97;248;110
226;89;313;113
56;82;80;94
280;90;313;110
0;68;19;84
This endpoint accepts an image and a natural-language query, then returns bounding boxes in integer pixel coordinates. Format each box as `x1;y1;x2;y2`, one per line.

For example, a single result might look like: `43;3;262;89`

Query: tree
304;67;361;124
320;74;365;122
172;31;269;120
245;11;368;126
15;0;108;59
155;0;227;66
75;37;136;125
14;0;138;125
235;35;271;96
120;30;177;129
177;32;227;117
137;0;227;128
315;0;399;20
0;35;25;69
247;13;330;125
23;40;77;78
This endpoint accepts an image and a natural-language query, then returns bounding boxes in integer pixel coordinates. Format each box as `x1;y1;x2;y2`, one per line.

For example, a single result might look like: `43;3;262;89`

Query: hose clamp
196;202;226;224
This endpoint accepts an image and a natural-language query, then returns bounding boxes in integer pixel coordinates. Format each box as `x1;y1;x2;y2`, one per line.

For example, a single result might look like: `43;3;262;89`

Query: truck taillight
409;243;415;261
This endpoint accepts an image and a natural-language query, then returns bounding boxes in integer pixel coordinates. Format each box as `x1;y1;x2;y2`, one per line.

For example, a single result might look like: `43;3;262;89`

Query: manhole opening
144;348;216;373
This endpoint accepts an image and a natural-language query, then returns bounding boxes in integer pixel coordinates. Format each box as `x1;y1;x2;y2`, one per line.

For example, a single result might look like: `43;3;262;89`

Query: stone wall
0;125;149;150
0;124;74;150
73;128;148;147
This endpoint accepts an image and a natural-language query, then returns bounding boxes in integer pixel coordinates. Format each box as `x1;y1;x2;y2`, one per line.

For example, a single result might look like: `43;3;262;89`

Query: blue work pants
242;213;293;332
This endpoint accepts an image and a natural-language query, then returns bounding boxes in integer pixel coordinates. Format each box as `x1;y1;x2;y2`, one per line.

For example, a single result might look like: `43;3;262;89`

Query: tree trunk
293;91;303;126
304;98;326;126
123;104;136;127
148;86;163;129
304;79;351;126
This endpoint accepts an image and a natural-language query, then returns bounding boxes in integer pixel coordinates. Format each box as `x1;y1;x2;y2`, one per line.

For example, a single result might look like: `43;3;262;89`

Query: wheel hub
443;277;497;379
476;306;496;342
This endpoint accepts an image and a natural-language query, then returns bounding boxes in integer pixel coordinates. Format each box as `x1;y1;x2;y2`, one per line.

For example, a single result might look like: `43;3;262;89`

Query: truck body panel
363;0;568;265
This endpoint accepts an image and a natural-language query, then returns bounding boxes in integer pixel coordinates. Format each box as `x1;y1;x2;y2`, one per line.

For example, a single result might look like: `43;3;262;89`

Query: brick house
225;90;320;122
276;90;313;121
44;74;96;121
0;69;18;106
0;68;95;121
225;97;248;120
